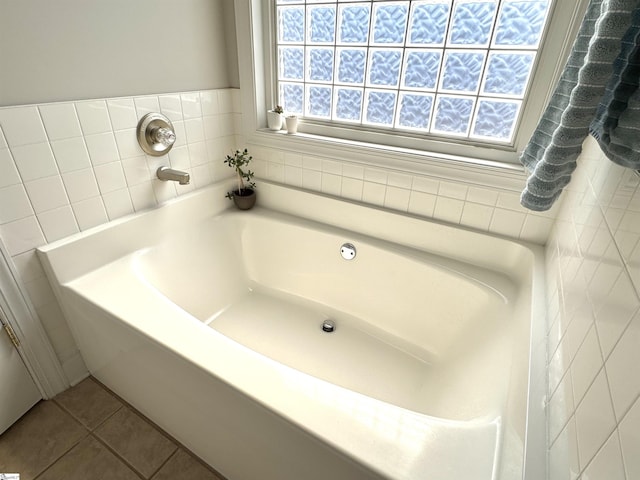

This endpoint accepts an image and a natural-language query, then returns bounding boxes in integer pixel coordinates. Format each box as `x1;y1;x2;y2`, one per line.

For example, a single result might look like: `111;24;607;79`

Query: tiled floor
0;377;225;480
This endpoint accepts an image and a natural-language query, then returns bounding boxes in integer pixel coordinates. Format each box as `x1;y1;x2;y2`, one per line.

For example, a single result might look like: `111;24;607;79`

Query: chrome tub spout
157;166;190;185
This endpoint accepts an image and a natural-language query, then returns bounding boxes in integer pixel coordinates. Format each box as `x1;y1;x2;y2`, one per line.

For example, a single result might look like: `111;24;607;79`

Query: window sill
246;127;528;193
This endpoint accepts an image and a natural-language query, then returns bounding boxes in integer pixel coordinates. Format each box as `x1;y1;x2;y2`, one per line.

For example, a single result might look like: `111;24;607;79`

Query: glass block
368;49;403;87
338;4;371;43
408;2;450;45
372;2;409;45
449;1;498;46
495;1;549;46
482;53;534;97
472;99;520;140
441;52;485;93
280;83;304;114
307;85;333;117
336;48;367;84
433;96;474;135
398;93;434;129
402;50;442;89
308;48;334;82
335;88;364;121
365;90;397;125
278;6;305;43
279;47;305;80
308;5;336;43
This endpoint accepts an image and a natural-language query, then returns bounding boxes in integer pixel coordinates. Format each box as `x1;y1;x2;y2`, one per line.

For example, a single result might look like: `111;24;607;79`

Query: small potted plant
267;105;284;131
225;148;257;210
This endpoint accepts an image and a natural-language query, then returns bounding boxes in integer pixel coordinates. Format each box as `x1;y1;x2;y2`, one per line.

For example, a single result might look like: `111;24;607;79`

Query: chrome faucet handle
153;127;176;147
136;113;176;156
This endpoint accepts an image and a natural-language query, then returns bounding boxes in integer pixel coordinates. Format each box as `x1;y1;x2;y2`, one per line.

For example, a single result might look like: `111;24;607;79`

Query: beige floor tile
95;406;177;478
54;377;122;430
0;401;87;480
37;435;139;480
151;449;225;480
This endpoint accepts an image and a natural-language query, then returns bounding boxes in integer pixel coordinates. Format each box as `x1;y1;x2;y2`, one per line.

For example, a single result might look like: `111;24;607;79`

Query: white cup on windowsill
285;115;298;134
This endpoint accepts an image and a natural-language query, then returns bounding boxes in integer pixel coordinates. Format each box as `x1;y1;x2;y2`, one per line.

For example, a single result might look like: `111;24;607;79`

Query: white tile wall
0;88;241;379
546;136;640;480
250;144;559;244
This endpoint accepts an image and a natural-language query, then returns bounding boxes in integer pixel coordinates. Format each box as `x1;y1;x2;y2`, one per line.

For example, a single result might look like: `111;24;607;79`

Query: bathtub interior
37;181;545;480
132;210;523;422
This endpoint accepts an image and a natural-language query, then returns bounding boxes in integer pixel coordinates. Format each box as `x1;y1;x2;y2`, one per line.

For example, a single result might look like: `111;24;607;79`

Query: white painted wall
0;0;239;106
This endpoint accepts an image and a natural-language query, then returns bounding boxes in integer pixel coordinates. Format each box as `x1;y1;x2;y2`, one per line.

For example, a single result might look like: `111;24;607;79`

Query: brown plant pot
232;188;256;210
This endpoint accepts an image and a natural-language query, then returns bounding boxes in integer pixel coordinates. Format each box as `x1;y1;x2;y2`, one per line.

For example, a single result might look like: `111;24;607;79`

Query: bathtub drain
321;320;336;333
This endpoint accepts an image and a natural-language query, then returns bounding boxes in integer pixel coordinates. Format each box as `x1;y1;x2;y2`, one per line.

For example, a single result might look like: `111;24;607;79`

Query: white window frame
234;0;589;191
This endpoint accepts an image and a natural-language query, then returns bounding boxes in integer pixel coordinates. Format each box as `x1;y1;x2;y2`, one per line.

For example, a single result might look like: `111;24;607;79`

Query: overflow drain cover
340;243;356;260
322;320;336;333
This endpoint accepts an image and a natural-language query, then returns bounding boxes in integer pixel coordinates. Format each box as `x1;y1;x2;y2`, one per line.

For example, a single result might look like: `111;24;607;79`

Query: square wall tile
302;169;322;191
574;370;617;468
37;206;79;243
72;197;108;231
438;181;468;200
107;98;137;130
85;133;120;166
570;325;603;406
11;142;58;181
94;161;127;194
460;202;493;231
114;129;142;159
129;182;156;212
51;137;91;173
489;208;526;238
284;164;303;187
134;96;160;117
619;396;640;480
102;189;134;221
75;100;112;135
184;118;205;144
581;432;625;480
321;172;342;196
159;94;184;121
0;148;21;188
181;93;202;119
39;103;82;140
341;177;363;201
200;91;219;116
408;191;436;217
0;184;33;224
362;181;386;206
121;156;151;186
0;106;48;146
606;312;640;420
24;175;70;213
0;216;45;255
62;169;100;203
384;186;410;212
434;197;463;224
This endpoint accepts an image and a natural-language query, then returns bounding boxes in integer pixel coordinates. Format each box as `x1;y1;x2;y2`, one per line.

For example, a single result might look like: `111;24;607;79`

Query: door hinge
1;320;20;349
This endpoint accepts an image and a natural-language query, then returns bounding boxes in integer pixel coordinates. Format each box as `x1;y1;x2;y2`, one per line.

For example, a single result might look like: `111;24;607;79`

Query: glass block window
275;0;551;144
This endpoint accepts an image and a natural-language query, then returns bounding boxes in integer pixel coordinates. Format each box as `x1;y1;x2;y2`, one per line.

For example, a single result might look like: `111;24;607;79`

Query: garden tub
38;181;546;480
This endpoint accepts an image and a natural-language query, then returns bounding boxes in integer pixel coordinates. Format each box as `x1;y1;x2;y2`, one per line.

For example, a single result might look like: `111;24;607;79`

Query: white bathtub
38;181;547;480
